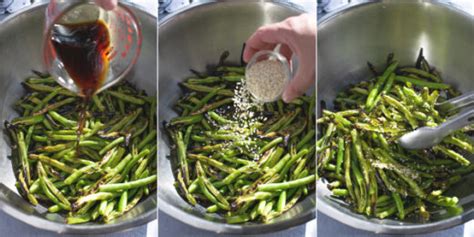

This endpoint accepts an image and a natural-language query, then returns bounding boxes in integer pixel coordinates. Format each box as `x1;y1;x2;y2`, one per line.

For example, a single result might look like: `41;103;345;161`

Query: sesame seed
212;78;269;159
246;60;288;102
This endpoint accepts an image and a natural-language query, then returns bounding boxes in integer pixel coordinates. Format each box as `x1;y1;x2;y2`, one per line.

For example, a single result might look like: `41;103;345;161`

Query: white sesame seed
246;60;288;102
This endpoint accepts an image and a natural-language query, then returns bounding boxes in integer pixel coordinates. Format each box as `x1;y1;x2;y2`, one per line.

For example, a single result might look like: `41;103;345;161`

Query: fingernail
282;91;292;103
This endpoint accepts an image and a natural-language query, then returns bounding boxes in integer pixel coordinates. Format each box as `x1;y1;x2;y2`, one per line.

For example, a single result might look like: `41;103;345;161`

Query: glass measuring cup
43;0;142;97
245;44;291;103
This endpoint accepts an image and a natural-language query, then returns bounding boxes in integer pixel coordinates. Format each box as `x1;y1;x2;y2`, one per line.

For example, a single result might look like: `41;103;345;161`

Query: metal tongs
399;92;474;149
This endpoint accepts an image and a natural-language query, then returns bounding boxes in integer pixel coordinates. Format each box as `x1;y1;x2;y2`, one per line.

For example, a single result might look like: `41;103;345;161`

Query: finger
243;43;277;63
243;23;289;62
95;0;117;10
279;44;293;62
282;65;315;103
243;41;292;64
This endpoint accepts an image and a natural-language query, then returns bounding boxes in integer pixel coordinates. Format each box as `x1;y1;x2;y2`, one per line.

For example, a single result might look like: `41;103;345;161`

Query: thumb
282;63;315;103
95;0;117;10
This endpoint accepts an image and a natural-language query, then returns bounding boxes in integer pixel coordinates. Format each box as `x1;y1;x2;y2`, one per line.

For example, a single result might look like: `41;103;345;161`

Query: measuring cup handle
273;44;282;54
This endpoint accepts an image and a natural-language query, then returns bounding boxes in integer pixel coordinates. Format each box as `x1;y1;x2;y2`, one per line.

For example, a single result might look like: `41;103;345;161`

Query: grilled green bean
165;56;315;223
6;76;156;224
319;51;472;221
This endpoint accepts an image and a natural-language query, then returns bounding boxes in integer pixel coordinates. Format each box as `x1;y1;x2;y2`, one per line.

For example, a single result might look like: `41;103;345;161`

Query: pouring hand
243;14;316;103
95;0;118;10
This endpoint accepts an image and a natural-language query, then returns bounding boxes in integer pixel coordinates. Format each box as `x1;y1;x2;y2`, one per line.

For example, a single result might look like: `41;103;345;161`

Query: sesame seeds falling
210;62;288;160
246;60;288;102
232;79;263;120
213;78;268;160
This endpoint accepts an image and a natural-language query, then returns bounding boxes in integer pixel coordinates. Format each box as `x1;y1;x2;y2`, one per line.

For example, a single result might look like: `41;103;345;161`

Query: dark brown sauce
51;20;111;147
51;20;111;97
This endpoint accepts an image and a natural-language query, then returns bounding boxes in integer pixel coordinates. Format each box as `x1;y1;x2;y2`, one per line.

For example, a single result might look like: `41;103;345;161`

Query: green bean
366;61;399;111
217;66;245;74
258;137;283;155
26;77;56;84
29;154;75;173
191;87;223;112
318;49;474;221
118;190;128;213
444;136;473;153
433;145;470;166
121;148;151;178
392;193;405;220
198;178;227;210
32;88;61;113
177;170;196;206
12;114;44;125
276;190;287;212
181;83;234;96
208;111;233;125
236;192;274;204
48;111;77;127
8;77;157;224
296;129;315;150
369;73;395;109
343;142;356;201
67;214;91;224
34;97;76;115
332;189;349;197
187;76;221;84
175;131;190;184
264;147;284;168
138;130;156;150
183;125;194;147
23;83;77;97
99;137;124;155
382;95;417;128
335;138;344;176
48;204;62;213
197;163;230;210
279;149;309;180
108;108;143;133
351;129;370;186
75;192;116;207
17;131;31;185
192;98;234;115
258;175;315;191
188;154;236;174
107;90;145;105
38;162;71;210
99;175;156;192
167;56;315;223
222;75;243;82
226;214;250;224
92;95;106;112
400;67;441;82
170;114;203;126
64;164;96;185
395;76;450;89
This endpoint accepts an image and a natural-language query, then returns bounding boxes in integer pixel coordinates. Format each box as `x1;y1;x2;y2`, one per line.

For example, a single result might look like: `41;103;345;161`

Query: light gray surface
159;210;315;237
0;210;147;237
318;212;466;237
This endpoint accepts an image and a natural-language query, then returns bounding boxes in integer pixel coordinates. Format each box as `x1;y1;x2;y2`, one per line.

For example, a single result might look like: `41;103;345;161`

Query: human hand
243;14;316;103
94;0;118;10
